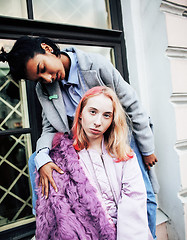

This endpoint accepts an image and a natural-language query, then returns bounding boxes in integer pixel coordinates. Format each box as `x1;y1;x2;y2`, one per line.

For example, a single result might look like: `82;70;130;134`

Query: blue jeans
28;152;37;216
28;137;157;239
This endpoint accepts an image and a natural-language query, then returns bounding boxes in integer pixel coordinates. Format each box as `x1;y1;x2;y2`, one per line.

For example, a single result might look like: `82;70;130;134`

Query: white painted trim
175;139;187;150
166;47;187;58
170;93;187;104
160;0;187;17
0;217;35;232
178;189;187;203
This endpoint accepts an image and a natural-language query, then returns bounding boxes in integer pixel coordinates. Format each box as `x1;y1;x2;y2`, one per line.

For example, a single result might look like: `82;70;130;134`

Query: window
32;0;111;29
0;45;34;237
0;0;27;18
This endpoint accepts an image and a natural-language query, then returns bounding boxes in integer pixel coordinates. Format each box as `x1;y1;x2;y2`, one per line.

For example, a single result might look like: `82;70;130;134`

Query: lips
90;128;101;134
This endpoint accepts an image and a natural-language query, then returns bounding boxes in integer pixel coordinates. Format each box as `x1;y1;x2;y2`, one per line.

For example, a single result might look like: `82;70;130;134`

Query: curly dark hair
0;36;61;81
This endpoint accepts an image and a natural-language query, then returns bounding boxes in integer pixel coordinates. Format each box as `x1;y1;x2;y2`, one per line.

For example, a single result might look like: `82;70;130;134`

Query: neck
87;137;103;155
60;53;71;80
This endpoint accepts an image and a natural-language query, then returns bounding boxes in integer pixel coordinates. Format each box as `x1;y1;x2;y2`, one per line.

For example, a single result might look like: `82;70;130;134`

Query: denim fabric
29;136;157;239
130;135;157;240
28;152;37;216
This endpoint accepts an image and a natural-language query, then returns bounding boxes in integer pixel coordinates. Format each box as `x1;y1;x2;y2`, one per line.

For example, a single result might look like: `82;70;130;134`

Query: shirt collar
61;51;79;86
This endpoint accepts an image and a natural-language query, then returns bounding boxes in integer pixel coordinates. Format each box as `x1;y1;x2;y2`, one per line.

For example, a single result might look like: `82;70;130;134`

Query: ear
41;43;53;53
79;115;82;124
79;112;82;119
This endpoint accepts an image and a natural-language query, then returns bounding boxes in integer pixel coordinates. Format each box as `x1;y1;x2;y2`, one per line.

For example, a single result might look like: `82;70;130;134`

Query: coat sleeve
36;109;57;152
116;155;152;240
35;82;69;153
34;83;58;153
111;67;154;153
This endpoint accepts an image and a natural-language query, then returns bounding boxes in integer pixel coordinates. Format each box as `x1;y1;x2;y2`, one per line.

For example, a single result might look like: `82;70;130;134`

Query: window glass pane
0;75;22;130
0;133;33;228
0;39;33;229
0;40;30;131
60;44;115;65
33;0;111;29
0;0;27;18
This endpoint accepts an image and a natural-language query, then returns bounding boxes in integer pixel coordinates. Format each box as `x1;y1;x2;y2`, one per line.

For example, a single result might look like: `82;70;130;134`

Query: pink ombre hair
72;86;133;161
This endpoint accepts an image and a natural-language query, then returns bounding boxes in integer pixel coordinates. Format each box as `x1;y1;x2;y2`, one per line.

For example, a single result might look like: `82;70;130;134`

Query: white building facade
121;0;187;239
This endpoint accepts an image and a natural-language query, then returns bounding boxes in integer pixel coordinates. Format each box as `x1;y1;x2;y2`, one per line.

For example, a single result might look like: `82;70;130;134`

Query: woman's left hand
142;153;158;170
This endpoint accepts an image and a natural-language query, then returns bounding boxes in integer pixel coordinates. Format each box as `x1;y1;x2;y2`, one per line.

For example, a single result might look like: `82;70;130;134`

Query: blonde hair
72;86;133;161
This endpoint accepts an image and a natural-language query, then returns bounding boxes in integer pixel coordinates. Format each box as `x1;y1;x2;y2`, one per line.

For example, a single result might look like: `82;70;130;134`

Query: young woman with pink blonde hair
35;86;153;240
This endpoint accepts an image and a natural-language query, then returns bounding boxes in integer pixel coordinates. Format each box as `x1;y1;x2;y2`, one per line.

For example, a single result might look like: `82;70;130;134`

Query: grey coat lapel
72;47;104;90
81;70;104;89
46;82;69;130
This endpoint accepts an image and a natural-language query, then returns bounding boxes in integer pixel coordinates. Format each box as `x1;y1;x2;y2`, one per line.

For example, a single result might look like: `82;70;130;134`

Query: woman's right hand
39;162;64;199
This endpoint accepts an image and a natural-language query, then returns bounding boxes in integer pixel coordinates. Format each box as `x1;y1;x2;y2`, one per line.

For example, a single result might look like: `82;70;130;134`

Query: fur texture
35;133;116;240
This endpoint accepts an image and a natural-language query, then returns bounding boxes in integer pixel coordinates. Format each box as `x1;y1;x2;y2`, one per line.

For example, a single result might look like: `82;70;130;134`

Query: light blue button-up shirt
61;51;82;118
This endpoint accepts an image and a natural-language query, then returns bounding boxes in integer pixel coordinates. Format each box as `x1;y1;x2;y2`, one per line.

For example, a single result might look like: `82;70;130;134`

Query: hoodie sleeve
116;154;153;240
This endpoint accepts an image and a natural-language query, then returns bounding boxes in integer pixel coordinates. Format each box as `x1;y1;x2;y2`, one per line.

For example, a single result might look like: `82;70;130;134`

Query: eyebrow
37;63;40;74
104;111;113;115
89;107;113;114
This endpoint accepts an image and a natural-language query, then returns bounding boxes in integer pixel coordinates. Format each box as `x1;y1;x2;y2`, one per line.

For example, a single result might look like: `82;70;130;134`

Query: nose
94;115;102;127
41;73;53;83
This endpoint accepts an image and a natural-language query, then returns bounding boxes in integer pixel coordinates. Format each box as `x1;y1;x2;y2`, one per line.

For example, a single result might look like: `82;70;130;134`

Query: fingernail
55;188;58;193
60;170;64;174
45;195;48;199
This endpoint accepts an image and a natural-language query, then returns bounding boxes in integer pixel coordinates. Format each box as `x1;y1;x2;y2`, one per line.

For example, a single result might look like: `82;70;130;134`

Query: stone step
156;208;169;240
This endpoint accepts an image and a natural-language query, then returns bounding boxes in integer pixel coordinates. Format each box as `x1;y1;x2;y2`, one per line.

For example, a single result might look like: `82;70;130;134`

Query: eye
41;66;46;73
104;113;112;118
89;110;96;115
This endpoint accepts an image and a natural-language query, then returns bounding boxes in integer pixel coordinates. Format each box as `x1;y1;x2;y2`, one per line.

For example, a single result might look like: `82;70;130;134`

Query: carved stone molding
170;93;187;104
160;0;187;17
166;46;187;58
178;189;187;204
175;139;187;150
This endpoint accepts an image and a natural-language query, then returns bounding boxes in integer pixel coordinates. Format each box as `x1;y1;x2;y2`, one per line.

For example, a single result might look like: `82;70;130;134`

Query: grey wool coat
35;47;154;155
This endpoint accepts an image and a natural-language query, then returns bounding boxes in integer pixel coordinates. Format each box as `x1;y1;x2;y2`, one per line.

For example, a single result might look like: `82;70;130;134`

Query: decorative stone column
160;1;187;239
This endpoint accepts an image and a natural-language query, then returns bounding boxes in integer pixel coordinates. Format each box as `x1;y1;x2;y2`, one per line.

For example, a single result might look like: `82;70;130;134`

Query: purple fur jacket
35;133;116;240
